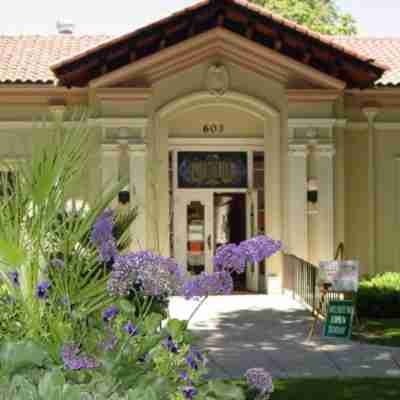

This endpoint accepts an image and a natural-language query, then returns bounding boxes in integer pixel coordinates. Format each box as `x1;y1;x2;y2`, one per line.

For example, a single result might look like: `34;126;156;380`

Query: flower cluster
180;271;234;300
213;235;282;274
137;254;185;297
62;343;99;370
245;368;274;397
240;235;282;264
108;251;185;298
214;243;246;274
91;209;118;262
107;253;139;296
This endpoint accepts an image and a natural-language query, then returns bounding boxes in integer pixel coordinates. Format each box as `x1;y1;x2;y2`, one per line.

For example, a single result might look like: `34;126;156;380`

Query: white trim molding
158;90;279;121
168;137;264;151
288;118;347;129
89;117;148;129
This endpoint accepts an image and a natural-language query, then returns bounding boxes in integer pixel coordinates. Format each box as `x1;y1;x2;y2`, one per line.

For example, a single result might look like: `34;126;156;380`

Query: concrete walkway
169;295;400;379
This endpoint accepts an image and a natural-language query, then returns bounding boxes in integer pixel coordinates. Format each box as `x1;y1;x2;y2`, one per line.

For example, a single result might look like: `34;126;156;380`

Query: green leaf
144;313;163;334
207;381;246;400
38;370;65;399
62;384;82;400
10;375;38;400
127;377;171;400
0;239;26;268
166;319;187;339
0;341;48;375
118;299;136;314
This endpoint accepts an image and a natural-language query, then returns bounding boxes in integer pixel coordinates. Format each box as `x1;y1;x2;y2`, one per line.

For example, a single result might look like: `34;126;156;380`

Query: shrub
356;273;400;318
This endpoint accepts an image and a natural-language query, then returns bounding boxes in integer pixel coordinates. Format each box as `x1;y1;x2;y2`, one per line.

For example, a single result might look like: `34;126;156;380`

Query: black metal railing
282;244;345;317
282;253;318;312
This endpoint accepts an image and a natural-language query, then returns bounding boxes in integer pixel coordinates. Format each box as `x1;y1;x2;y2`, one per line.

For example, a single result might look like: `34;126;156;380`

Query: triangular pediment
51;0;385;89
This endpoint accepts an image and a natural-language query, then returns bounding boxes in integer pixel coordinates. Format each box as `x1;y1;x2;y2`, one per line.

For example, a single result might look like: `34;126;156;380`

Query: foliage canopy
249;0;357;35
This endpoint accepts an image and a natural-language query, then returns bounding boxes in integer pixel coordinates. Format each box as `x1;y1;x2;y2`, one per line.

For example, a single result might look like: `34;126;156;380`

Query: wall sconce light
307;179;318;204
118;190;130;205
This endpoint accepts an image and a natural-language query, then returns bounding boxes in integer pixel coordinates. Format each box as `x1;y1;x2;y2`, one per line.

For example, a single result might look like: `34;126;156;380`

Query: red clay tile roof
332;37;400;86
0;35;109;84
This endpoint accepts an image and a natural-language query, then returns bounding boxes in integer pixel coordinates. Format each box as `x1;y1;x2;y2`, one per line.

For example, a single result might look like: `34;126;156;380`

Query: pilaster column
316;145;336;261
363;107;380;275
101;143;120;207
128;142;147;251
287;144;309;260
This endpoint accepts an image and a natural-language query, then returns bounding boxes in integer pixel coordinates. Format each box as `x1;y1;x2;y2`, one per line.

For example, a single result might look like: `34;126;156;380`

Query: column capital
127;141;146;155
315;144;336;159
101;142;120;155
288;144;309;158
363;107;380;124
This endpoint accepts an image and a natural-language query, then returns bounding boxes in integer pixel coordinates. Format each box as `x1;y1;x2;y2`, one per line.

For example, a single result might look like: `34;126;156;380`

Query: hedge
356;273;400;318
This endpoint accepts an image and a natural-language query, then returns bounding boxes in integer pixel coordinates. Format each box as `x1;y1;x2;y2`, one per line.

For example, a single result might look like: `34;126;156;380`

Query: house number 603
203;123;224;134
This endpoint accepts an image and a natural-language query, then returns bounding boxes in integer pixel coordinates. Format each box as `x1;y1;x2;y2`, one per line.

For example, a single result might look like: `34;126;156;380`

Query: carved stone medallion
205;64;229;96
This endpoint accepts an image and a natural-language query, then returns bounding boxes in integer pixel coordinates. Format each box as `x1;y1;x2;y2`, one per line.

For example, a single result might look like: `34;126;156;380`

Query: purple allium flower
180;271;233;300
62;343;99;370
182;386;198;399
91;209;118;262
124;321;138;337
108;251;185;298
36;281;51;299
164;336;179;353
239;236;282;264
107;254;138;296
102;306;119;323
213;243;247;274
8;271;19;287
136;254;185;297
245;368;274;396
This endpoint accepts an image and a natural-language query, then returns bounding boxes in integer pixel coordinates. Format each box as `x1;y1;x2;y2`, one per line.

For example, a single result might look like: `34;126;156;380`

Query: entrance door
174;191;214;274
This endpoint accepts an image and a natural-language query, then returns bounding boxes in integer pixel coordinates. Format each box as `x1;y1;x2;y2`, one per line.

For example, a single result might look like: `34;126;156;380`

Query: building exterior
1;0;400;292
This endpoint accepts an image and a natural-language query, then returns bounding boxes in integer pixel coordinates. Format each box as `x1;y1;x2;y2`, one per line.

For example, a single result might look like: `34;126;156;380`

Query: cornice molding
315;144;336;158
0;117;148;130
288;143;309;158
89;117;148;128
94;88;152;103
288;118;346;129
286;89;343;102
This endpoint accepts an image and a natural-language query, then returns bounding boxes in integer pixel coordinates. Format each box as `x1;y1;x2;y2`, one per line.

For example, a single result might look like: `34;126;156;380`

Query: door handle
207;234;212;251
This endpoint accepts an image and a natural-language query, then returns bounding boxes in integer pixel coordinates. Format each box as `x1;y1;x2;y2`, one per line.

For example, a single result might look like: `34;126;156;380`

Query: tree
249;0;357;35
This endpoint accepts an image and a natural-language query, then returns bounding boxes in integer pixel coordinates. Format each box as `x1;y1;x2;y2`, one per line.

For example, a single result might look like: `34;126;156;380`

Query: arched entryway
154;90;283;293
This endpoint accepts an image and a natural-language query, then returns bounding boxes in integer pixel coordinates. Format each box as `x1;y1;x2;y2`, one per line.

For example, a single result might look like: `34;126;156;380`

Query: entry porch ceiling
51;0;386;89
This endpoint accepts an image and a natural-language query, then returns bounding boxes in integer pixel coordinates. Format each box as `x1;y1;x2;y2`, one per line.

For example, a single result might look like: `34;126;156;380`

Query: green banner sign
324;300;354;339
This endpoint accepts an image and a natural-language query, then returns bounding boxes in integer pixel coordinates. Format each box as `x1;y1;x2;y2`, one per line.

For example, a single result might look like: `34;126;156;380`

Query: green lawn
352;319;400;347
270;379;400;400
232;379;400;400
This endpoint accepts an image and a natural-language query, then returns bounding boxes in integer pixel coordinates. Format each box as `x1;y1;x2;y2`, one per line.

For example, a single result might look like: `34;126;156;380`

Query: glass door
173;191;214;275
